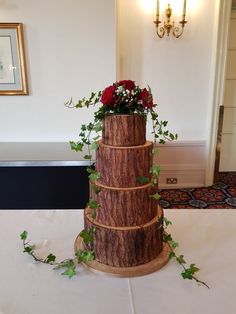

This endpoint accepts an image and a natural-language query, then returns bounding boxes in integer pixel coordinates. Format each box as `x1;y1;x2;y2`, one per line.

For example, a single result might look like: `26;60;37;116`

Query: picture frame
0;23;28;95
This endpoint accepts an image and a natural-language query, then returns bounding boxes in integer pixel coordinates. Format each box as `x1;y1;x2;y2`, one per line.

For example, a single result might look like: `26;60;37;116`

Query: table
0;209;235;314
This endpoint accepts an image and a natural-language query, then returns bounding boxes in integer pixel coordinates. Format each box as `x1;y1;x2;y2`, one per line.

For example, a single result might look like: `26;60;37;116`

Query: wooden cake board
74;236;171;278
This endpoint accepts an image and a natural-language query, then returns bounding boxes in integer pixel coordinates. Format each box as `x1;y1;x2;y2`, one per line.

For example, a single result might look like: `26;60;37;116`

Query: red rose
101;85;116;105
139;88;154;108
118;80;135;91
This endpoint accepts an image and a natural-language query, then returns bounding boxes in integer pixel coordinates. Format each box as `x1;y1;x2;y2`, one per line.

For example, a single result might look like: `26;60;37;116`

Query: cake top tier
102;114;146;147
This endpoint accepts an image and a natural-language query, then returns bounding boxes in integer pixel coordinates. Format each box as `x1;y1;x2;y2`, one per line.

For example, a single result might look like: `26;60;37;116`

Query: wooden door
220;9;236;171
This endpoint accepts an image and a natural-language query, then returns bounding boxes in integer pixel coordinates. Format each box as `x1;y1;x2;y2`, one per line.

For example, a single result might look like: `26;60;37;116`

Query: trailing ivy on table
20;229;95;279
163;218;209;289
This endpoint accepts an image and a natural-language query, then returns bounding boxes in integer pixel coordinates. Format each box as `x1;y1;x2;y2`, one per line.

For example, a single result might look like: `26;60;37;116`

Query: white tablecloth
0;209;236;314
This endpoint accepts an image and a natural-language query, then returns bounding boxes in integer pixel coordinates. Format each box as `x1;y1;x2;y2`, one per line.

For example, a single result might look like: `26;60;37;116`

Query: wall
117;0;219;187
0;0;116;142
0;0;221;188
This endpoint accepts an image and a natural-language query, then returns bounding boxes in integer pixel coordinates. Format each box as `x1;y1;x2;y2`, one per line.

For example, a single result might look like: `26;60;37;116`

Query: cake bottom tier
84;206;164;267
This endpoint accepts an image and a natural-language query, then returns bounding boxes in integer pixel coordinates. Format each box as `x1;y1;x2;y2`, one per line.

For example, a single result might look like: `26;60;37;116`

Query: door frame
205;0;232;186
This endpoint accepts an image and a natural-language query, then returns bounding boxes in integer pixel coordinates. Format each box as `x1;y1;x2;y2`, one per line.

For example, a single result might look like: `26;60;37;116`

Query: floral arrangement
65;80;177;156
100;79;154;112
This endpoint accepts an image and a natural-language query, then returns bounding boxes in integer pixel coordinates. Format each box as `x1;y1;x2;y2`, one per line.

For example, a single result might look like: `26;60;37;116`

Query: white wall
117;0;218;142
117;0;220;187
0;0;222;187
0;0;116;142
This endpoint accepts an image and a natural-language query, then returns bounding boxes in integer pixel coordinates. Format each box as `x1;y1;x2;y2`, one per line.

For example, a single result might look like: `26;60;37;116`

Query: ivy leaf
45;253;56;263
91;184;101;194
150;165;161;178
79;228;95;245
171;240;179;249
189;264;200;274
24;245;35;254
90;142;99;151
169;252;176;260
70;141;84;152
75;250;94;263
81;124;87;131
20;230;28;241
75;99;84;108
90;209;96;219
87;199;100;209
92;135;100;141
163;233;172;243
159;139;166;144
61;260;76;279
163;217;172;227
88;171;101;181
149;193;160;200
83;155;92;160
163;121;168;127
137;176;150;184
181;268;194;280
93;122;103;132
176;255;186;264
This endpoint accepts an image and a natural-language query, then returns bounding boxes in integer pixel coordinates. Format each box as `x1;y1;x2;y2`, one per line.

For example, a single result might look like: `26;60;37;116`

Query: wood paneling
226;51;236;79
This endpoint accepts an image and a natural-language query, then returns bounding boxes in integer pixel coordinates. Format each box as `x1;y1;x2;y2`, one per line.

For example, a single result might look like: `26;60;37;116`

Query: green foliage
23;244;35;254
76;249;94;263
87;168;101;181
137;176;150;184
181;264;200;280
90;183;101;194
20;231;95;279
79;227;96;245
169;252;176;260
69;141;84;152
176;254;186;264
45;253;56;264
163;220;209;289
150;165;161;178
163;217;172;227
60;260;77;278
150;110;178;145
20;230;28;241
87;199;100;210
90;142;99;151
149;193;161;200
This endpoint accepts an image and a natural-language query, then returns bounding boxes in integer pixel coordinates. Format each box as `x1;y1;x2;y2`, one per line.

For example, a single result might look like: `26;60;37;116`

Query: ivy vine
20;229;95;279
163;218;209;289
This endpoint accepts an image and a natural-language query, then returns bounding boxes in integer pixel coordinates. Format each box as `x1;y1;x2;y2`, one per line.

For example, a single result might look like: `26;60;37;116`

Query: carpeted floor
159;172;236;209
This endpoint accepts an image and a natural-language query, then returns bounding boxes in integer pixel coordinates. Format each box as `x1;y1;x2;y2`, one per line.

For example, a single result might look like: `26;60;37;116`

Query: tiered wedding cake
78;114;169;276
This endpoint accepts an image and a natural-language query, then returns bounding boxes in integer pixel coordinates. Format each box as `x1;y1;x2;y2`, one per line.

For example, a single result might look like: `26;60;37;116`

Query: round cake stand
74;236;171;278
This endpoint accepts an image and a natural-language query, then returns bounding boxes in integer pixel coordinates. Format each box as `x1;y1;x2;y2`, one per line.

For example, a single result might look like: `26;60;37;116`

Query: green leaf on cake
79;228;95;245
87;199;100;209
150;165;161;178
75;250;94;263
150;193;160;200
137;176;150;184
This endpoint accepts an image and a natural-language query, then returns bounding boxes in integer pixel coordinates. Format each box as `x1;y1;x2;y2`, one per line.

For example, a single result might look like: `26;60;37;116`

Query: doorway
214;2;236;182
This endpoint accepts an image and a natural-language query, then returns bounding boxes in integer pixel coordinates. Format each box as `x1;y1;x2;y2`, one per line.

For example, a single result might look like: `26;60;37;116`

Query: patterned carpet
159;172;236;209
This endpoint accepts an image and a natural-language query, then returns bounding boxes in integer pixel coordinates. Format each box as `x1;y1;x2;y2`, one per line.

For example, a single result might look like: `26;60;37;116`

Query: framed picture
0;23;28;95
